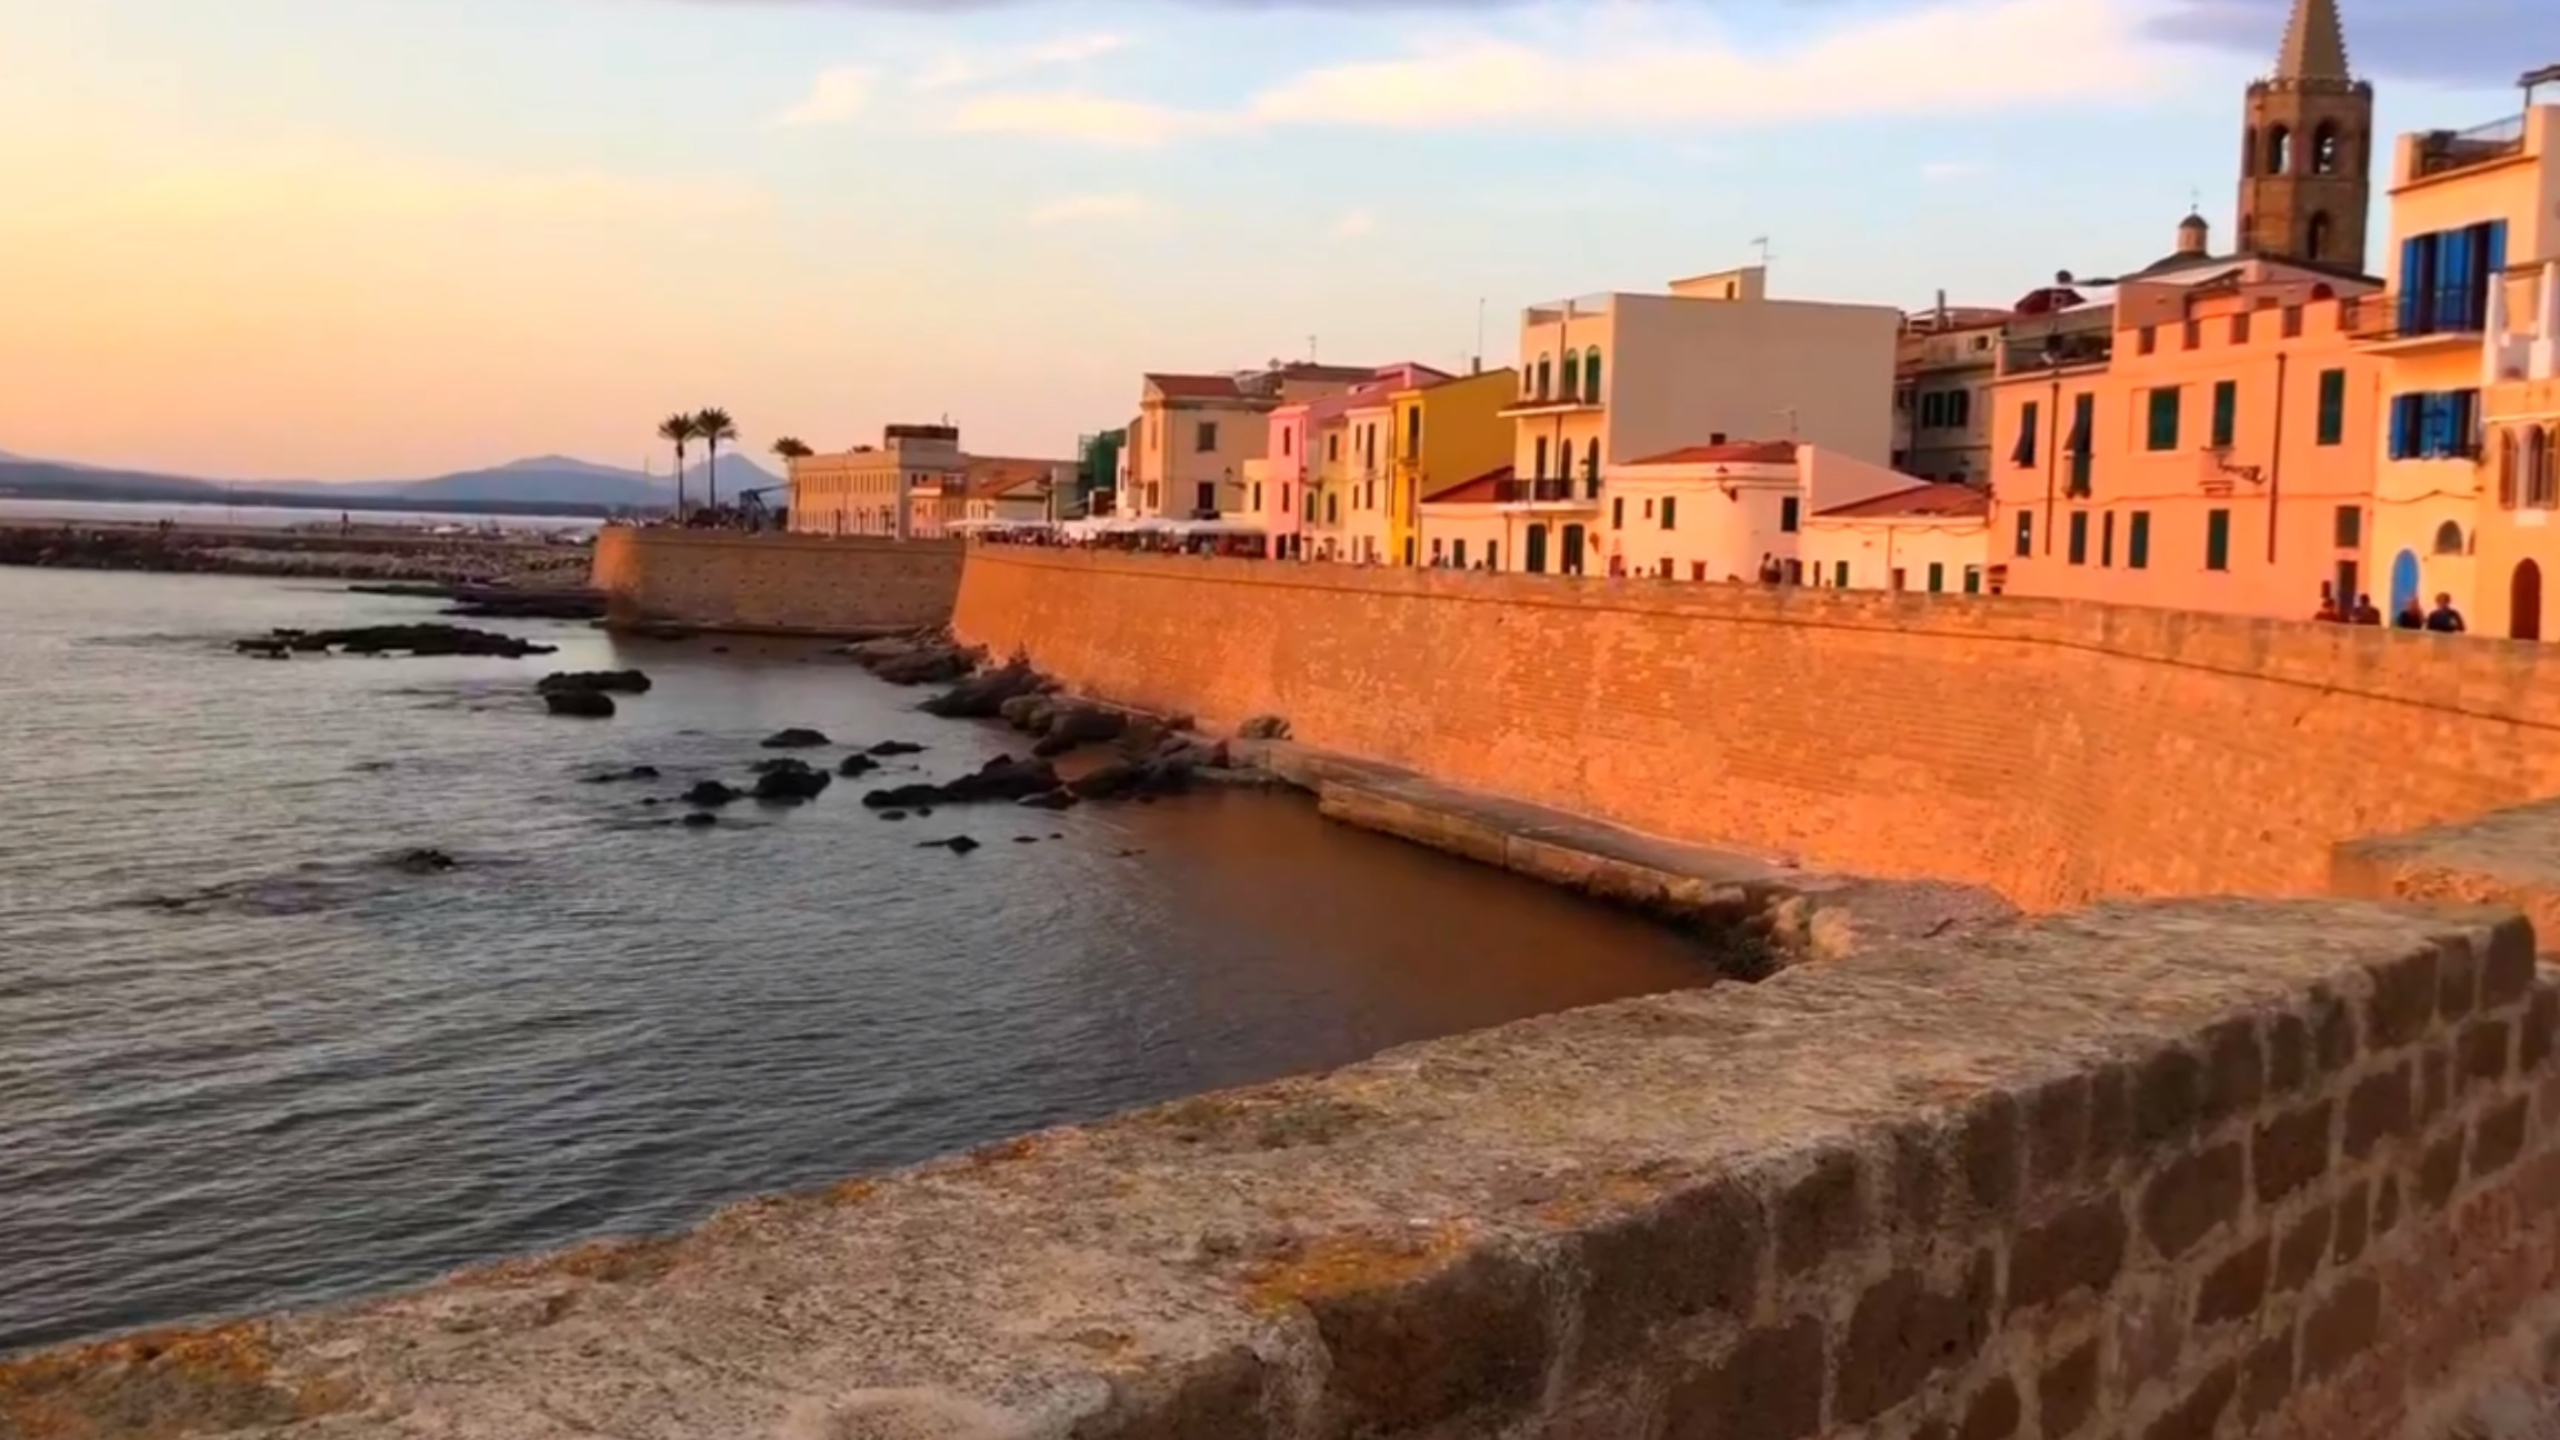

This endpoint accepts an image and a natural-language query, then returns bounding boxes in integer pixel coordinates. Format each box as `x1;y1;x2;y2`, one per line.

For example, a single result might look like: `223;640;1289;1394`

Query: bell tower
2236;0;2374;273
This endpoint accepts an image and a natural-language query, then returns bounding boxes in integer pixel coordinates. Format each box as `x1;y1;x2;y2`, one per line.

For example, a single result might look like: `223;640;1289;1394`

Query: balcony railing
2413;117;2527;180
1495;477;1601;504
1999;331;2114;375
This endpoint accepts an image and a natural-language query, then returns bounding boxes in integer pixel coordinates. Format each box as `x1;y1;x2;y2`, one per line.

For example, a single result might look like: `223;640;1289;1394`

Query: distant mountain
0;450;787;516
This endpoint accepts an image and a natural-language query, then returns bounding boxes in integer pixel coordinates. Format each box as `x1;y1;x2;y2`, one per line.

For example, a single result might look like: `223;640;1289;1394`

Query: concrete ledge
9;900;2558;1440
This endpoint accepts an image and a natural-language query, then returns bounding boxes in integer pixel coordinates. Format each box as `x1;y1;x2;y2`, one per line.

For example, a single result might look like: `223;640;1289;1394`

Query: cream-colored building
1337;390;1399;565
1489;265;1902;553
788;424;966;539
1800;482;1993;592
1597;442;1918;581
962;457;1071;525
1894;300;2013;484
1120;363;1375;520
1414;466;1518;570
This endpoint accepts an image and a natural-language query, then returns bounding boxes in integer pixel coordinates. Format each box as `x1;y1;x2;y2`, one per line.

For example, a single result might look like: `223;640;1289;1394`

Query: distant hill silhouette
0;450;786;517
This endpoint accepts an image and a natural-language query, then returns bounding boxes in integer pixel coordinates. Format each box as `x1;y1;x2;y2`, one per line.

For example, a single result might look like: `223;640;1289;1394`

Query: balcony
1494;477;1600;508
2411;116;2527;182
2351;287;2493;352
1500;389;1604;417
1998;331;2113;376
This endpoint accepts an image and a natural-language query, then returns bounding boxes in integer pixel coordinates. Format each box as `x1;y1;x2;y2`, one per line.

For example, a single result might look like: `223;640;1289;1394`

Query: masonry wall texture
953;548;2560;911
9;902;2559;1440
589;528;961;635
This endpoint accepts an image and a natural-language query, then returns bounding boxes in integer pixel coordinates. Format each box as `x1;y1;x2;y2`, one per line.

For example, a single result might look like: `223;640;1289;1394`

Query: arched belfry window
2268;124;2293;175
2312;121;2342;175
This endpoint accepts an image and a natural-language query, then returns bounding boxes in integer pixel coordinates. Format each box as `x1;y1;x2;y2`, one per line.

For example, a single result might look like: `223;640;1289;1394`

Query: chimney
1470;355;1483;375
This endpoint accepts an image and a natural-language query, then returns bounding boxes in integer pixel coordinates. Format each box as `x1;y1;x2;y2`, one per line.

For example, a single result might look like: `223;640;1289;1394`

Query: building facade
2460;94;2560;637
1894;301;2013;485
1800;483;1992;593
787;424;967;539
1119;363;1376;520
1385;368;1518;568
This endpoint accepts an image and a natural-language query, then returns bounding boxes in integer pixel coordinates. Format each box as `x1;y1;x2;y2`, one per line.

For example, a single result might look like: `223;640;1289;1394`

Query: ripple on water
0;567;1719;1355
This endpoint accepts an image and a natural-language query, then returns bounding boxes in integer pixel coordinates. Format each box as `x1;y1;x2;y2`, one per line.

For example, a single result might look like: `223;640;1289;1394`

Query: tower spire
2274;0;2351;83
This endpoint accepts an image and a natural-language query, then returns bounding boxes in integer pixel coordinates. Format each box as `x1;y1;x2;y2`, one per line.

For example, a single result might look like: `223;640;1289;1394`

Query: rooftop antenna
1308;335;1318;363
1751;236;1777;267
1475;297;1487;369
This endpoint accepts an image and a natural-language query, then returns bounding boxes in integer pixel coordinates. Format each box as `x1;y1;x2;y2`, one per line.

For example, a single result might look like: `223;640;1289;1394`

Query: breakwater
949;547;2560;912
0;522;590;588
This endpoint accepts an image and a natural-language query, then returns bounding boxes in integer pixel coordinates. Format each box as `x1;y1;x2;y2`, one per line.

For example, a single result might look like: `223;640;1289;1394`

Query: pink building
1250;363;1449;558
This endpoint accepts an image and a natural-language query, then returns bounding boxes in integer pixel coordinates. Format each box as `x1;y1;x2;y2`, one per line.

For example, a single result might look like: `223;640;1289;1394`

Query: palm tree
694;407;738;511
771;436;812;464
656;413;699;518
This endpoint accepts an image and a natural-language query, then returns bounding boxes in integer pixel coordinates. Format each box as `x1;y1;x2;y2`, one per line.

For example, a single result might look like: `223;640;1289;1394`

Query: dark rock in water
837;753;881;778
760;727;831;749
1066;756;1192;802
1239;714;1291;741
1012;836;1040;844
447;590;606;621
1019;788;1079;811
683;780;743;808
545;687;616;718
1032;704;1127;758
583;765;659;783
866;740;927;757
920;662;1046;720
750;757;818;774
918;835;982;855
878;809;908;821
538;669;652;696
752;761;832;803
680;811;719;829
860;755;1060;809
915;806;934;817
998;694;1055;732
854;635;979;686
391;848;457;873
236;623;555;659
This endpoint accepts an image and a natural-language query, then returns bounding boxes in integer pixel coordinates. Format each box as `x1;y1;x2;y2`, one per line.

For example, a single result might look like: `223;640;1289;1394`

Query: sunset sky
1;0;2549;480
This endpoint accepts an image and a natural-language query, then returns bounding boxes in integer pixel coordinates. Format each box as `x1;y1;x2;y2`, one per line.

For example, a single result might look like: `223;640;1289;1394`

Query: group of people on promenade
2314;583;2467;633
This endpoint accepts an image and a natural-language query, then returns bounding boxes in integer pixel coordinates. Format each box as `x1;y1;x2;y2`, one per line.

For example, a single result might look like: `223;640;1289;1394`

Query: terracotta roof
1420;466;1514;505
1622;441;1799;468
965;456;1060;500
1814;482;1989;520
1144;373;1244;400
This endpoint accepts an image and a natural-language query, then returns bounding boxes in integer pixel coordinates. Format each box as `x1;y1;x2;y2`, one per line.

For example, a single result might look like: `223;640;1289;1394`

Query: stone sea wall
10;901;2560;1440
952;547;2560;912
589;528;962;636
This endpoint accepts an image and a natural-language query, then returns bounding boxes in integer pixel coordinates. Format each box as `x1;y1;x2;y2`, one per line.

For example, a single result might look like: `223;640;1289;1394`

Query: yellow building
2359;91;2558;621
2471;88;2560;638
1384;368;1516;568
1338;391;1397;564
788;424;966;539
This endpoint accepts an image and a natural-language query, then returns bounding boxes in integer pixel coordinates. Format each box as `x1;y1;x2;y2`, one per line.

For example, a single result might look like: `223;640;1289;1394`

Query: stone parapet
590;528;960;636
8;900;2556;1440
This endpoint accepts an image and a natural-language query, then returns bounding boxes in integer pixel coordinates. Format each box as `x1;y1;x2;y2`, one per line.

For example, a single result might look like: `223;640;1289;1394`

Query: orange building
1988;246;2383;617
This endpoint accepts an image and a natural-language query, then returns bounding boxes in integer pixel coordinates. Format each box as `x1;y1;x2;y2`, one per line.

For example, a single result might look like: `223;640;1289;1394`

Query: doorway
1194;481;1217;516
2513;560;2544;641
1560;523;1586;575
1525;524;1549;574
2389;549;2421;617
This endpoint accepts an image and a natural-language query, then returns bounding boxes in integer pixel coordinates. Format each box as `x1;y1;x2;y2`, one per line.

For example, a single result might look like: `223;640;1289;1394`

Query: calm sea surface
0;568;1711;1355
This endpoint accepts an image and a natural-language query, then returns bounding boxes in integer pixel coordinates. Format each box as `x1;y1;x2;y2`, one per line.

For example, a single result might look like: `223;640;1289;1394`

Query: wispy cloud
1025;192;1154;225
1920;160;1987;182
768;66;876;128
951;91;1210;146
913;32;1130;91
1329;209;1375;239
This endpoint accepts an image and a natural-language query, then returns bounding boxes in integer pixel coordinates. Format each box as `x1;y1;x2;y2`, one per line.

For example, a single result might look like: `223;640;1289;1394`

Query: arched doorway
2513;560;2543;641
2389;550;2421;616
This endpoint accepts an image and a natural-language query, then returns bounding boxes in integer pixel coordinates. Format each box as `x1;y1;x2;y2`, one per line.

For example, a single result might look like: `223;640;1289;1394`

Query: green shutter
2211;380;2237;449
1963;567;1982;594
2205;509;2230;571
2316;369;2347;446
2128;512;2151;570
2068;511;2088;564
2147;387;2182;451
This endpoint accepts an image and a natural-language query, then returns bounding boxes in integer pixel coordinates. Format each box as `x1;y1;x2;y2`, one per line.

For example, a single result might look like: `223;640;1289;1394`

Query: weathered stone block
2274;1203;2331;1295
2202;1019;2266;1123
2472;1095;2531;1180
2134;1047;2205;1149
1961;1095;2022;1219
2086;1066;2133;1176
2437;935;2480;1023
2367;948;2442;1051
1578;1179;1764;1361
2254;1100;2333;1203
2375;1174;2402;1236
2140;1142;2244;1261
2025;1076;2089;1194
2420;1045;2452;1125
2343;1064;2414;1159
2312;989;2359;1076
1304;1246;1553;1435
2007;1196;2127;1315
2301;1276;2383;1383
2039;1339;2102;1438
1662;1315;1825;1440
1835;1251;1997;1425
2268;1013;2311;1094
2461;1018;2513;1090
1777;1149;1866;1277
2241;1329;2298;1426
2481;920;2538;1009
2525;988;2559;1074
2414;1130;2465;1212
2194;1235;2271;1325
2142;1360;2236;1440
1071;1347;1276;1440
1958;1374;2021;1440
2331;1179;2370;1266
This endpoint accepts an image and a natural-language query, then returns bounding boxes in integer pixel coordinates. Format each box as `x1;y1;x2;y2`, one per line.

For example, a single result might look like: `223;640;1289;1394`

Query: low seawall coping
9;898;2555;1440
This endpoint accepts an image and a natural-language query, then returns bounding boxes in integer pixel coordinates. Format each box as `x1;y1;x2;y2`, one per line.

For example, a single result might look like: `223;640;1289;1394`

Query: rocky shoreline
0;522;592;589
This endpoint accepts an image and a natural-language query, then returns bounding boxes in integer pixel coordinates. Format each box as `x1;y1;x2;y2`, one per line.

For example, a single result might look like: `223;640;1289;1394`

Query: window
1781;496;1800;532
2335;559;2359;606
1535;354;1552;399
1559;439;1575;482
1835;561;1850;586
1921;393;1945;428
2014;511;2033;557
1963;566;1982;594
2282;306;2304;338
2316;369;2347;446
2146;387;2182;451
2388;390;2482;460
1325;493;1338;523
1195;421;1218;453
1583;350;1602;403
1431;538;1445;563
1487;541;1500;570
1251;482;1263;511
2211;380;2238;449
2230;312;2251;344
1533;436;1549;479
2312;121;2341;175
1326;432;1340;462
2101;511;2116;567
2399;221;2509;336
1927;562;1945;593
2137;327;2157;356
2205;508;2231;571
1661;496;1678;530
2066;394;2095;495
2013;400;2040;468
1405;407;1421;458
1281;484;1291;513
2128;511;2151;569
2068;510;2089;565
1949;390;1971;429
2333;505;2362;548
2433;521;2464;557
2182;319;2202;349
1612;496;1624;530
2268;124;2292;174
1452;538;1467;567
2499;428;2521;508
1562;351;1581;400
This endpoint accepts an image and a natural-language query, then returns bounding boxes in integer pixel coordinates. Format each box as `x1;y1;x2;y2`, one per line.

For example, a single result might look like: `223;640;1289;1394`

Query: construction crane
736;484;788;532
